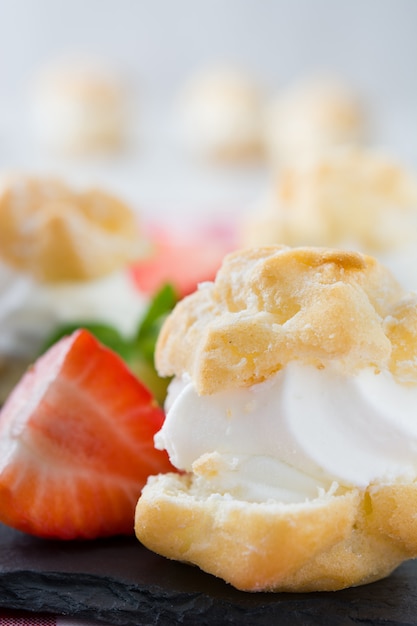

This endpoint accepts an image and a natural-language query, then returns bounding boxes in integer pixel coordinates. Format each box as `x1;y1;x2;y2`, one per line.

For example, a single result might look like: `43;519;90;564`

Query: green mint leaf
38;283;178;405
40;322;132;361
135;283;178;364
136;283;178;340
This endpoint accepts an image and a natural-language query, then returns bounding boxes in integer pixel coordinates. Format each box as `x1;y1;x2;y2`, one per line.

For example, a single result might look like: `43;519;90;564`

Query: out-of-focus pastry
0;174;147;400
178;66;264;163
136;245;417;592
263;76;364;167
32;59;131;155
241;147;417;290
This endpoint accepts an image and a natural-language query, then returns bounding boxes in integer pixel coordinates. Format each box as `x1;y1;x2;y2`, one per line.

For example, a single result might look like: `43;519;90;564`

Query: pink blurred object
130;218;237;298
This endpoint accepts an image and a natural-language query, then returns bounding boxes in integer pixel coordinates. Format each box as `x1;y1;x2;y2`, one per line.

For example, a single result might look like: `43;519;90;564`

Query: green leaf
128;356;171;406
136;283;178;341
40;322;132;361
38;283;179;405
135;284;178;364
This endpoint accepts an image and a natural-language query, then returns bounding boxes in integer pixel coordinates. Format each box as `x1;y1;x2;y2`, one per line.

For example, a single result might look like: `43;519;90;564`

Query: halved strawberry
130;221;236;298
0;329;173;540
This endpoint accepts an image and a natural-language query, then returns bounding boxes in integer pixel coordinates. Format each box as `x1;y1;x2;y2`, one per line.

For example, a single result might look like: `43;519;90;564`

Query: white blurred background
0;0;415;222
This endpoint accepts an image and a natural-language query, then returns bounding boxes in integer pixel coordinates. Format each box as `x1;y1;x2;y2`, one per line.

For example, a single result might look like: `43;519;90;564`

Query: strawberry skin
0;329;173;540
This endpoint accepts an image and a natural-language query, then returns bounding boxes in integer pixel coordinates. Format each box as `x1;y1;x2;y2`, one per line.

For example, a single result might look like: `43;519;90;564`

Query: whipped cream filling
0;263;146;359
155;363;417;503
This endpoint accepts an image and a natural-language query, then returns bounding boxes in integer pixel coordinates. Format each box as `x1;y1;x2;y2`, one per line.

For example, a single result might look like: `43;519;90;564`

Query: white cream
0;263;146;359
155;362;417;503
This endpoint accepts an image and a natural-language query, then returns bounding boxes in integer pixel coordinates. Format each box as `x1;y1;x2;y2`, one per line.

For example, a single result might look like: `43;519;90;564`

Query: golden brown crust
135;473;413;592
241;148;417;252
155;245;417;394
0;174;143;282
366;483;417;553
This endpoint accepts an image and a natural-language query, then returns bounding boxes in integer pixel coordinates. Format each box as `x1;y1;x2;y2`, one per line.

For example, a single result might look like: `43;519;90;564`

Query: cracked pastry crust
155;245;417;395
0;174;143;282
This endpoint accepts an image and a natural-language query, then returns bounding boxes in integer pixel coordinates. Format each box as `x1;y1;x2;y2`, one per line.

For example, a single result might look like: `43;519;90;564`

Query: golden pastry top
0;174;143;282
156;245;417;394
242;148;417;252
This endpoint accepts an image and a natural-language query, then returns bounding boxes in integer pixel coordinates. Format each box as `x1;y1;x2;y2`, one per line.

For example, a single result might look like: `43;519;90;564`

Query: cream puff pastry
178;66;264;162
33;59;130;154
135;245;417;592
241;147;417;291
263;76;364;167
0;174;146;400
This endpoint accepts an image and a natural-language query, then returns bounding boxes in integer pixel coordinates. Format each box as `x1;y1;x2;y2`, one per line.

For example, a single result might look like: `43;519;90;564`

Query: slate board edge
0;569;415;626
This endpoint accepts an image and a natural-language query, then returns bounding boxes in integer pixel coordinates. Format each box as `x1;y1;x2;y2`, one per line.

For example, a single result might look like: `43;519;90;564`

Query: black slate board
0;523;416;626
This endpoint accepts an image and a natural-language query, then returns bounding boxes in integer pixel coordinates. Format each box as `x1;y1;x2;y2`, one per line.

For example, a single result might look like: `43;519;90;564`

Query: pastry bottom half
135;472;417;592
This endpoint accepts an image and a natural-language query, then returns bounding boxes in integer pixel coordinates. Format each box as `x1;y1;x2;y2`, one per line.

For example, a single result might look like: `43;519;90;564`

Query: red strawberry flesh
0;329;173;540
